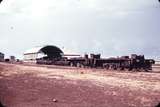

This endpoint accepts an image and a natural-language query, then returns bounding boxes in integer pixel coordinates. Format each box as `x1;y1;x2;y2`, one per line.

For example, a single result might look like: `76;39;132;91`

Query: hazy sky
0;0;160;59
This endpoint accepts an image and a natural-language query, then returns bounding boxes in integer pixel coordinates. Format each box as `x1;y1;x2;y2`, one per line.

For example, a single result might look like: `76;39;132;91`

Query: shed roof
24;47;42;54
24;45;63;55
0;52;4;55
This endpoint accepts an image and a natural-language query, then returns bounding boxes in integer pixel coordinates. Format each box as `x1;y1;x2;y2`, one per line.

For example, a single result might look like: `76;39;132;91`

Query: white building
155;60;160;65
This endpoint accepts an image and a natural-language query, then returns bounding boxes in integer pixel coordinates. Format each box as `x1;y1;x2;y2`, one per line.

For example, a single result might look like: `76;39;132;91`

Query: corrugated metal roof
24;45;64;55
0;52;4;55
61;48;79;55
24;46;43;54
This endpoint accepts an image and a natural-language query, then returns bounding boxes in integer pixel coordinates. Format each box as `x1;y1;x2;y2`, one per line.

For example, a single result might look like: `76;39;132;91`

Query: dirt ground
0;62;160;107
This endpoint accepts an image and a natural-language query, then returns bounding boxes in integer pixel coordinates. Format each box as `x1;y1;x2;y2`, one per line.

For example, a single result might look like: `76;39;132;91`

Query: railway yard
0;62;160;107
1;0;160;107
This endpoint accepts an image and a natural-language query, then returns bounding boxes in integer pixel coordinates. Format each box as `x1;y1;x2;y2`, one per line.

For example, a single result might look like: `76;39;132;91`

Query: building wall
0;53;4;62
24;53;38;61
155;61;160;64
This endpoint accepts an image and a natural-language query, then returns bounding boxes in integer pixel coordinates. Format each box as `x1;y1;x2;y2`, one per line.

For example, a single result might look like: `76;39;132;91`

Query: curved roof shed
24;45;63;60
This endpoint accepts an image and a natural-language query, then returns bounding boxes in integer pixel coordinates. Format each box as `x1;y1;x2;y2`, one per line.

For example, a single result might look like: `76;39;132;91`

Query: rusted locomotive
36;54;155;71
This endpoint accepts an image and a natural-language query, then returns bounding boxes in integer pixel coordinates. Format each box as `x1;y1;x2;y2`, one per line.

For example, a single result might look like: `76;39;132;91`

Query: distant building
10;56;16;62
23;45;64;63
0;52;4;62
155;60;160;64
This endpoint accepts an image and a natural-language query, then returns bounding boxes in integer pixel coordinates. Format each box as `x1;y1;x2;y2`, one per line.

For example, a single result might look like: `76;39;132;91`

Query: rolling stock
36;54;155;71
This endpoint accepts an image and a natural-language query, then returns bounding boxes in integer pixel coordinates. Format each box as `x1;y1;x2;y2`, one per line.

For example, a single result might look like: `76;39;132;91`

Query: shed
24;45;63;63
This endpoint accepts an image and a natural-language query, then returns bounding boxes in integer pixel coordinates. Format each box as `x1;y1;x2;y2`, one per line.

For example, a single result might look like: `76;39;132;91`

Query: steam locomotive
36;54;155;71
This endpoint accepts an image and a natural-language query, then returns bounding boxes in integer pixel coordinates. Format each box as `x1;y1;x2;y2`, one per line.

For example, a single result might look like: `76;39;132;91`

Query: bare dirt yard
0;62;160;107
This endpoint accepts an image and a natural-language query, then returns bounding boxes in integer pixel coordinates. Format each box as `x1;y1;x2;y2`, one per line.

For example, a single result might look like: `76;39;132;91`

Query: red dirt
0;62;160;107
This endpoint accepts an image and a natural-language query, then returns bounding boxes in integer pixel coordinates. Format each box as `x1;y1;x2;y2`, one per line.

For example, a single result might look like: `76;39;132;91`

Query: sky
0;0;160;59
